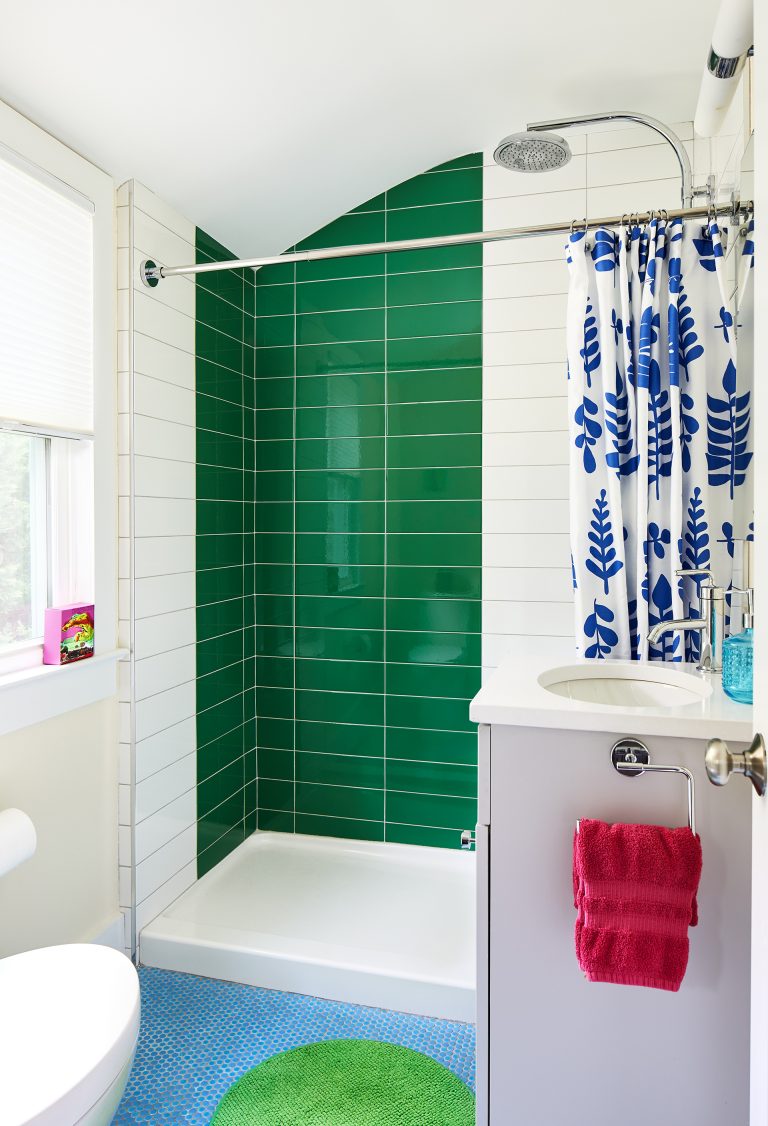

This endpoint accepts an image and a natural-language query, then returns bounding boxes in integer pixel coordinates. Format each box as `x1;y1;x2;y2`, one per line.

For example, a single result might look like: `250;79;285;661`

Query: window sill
0;648;128;738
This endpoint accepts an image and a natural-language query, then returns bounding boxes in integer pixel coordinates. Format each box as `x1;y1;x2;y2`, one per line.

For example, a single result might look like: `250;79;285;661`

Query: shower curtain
566;216;755;662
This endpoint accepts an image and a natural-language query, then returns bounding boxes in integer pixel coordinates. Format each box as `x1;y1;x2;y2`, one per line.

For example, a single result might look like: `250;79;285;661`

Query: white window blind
0;148;94;436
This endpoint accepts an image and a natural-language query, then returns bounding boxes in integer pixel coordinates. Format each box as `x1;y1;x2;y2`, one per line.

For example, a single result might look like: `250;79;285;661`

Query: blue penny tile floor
113;967;476;1125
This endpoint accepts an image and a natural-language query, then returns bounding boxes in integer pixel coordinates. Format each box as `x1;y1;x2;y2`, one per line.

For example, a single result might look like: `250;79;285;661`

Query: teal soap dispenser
722;586;754;705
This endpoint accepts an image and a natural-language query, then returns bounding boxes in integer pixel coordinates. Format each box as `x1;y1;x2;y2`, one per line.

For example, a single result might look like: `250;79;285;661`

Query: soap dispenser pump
722;586;754;705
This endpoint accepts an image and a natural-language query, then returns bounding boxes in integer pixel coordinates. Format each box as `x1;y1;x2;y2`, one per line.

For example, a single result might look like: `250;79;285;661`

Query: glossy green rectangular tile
386;434;480;468
385;726;477;766
257;715;294;749
387;167;482;210
387;334;482;372
255;594;293;626
255;345;294;379
386;789;476;830
295;501;384;535
296;276;385;314
198;663;244;712
386;694;474;733
385;565;481;601
256;471;293;503
255;563;293;595
296;253;386;284
257;685;294;720
351;191;386;214
295;533;385;567
197;429;243;470
295;469;384;503
386;244;482;275
386;467;481;502
242;374;255;409
255;656;294;688
295;373;385;410
388;300;481;340
295;595;383;631
296;210;386;252
387;269;482;308
296;689;384;727
386;662;480;699
295;405;385;440
296;340;385;378
197;287;244;338
385;629;480;666
197;464;244;502
197;630;244;679
385;824;459;849
258;747;294;779
255;314;294;348
387;532;480;567
197;228;238;265
259;778;294;811
197;358;243;404
198;820;245;878
243;439;255;471
197;696;244;751
296;781;384;822
197;723;245;781
257;808;294;832
197;265;245;312
255;407;293;442
386;597;480;635
294;437;385;471
295;657;384;695
296;751;384;790
255;283;294;317
295;626;383;663
197;565;244;606
295;813;384;842
386;758;477;799
386;499;481;534
295;719;384;757
295;564;384;599
255;377;294;411
197;499;243;536
388;200;482;241
255;440;293;472
197;393;243;437
297;308;385;346
197;322;243;374
256;261;295;286
197;598;244;642
197;532;245;571
255;531;293;564
256;625;293;660
255;503;293;534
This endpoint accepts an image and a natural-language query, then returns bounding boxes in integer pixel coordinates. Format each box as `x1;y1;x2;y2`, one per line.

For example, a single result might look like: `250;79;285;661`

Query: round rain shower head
493;131;572;173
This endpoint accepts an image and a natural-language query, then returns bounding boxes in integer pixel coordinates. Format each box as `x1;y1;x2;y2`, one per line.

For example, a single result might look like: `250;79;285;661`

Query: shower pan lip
139;831;476;1022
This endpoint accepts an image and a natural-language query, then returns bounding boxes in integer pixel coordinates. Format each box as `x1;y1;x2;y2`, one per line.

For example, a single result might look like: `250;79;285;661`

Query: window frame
0;98;121;732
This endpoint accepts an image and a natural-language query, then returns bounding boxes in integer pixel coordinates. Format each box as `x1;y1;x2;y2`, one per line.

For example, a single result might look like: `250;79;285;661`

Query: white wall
481;107;752;676
0;701;119;956
117;181;198;952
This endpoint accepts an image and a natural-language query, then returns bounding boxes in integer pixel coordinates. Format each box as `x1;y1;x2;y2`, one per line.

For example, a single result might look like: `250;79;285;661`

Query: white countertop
469;643;753;742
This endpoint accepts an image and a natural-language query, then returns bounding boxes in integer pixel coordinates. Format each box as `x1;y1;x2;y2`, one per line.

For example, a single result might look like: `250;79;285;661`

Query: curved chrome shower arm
527;111;695;208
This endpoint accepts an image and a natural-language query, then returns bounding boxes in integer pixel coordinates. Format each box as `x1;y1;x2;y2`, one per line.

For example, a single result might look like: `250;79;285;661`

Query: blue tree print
647;523;672;559
581;301;600;387
683;489;710;663
715;305;734;343
574;395;601;474
706;360;753;497
591;229;617;272
719;521;736;558
669;287;704;385
605;365;639;477
584;600;618;659
647;359;673;498
680;392;699;472
636;306;660;388
648;574;682;662
586;490;624;594
693;233;717;272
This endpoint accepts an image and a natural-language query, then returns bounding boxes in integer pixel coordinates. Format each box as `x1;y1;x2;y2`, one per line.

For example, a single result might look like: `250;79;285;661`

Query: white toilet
0;943;140;1125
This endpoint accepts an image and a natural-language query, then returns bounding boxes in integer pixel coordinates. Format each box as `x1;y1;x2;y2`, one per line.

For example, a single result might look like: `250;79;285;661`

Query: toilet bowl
0;942;140;1125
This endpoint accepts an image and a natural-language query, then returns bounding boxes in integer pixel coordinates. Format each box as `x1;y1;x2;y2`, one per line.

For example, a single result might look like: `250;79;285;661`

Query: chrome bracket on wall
611;738;697;835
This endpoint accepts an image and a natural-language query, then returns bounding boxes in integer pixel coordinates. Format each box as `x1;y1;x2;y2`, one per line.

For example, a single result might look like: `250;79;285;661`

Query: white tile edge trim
0;649;129;737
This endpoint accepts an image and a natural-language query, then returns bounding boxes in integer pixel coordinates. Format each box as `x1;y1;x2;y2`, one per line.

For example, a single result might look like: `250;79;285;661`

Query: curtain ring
660;208;669;223
570;217;588;235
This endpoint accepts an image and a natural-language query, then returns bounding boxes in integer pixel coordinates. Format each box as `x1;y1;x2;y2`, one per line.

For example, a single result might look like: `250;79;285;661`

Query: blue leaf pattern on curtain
566;217;755;661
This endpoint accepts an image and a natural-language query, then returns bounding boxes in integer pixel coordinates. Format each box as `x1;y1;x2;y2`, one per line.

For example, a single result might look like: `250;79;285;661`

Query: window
0;143;95;663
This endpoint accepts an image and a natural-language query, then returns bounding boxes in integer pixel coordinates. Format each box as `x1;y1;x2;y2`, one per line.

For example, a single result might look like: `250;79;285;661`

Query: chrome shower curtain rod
139;199;753;287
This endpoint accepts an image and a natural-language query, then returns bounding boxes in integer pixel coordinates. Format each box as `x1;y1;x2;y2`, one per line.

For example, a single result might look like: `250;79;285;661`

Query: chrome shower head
493;130;572;173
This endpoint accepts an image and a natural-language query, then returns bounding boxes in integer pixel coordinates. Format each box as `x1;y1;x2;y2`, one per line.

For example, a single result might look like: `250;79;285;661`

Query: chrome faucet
646;568;725;672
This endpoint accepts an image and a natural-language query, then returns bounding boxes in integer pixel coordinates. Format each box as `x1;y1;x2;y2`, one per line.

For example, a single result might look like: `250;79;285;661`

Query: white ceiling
0;0;718;257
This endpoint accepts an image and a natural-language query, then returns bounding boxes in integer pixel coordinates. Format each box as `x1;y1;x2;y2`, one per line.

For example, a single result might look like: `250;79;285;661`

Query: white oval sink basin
538;663;713;709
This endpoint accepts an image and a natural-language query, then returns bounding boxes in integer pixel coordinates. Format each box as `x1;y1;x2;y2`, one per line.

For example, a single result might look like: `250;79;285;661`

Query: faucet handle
676;567;714;585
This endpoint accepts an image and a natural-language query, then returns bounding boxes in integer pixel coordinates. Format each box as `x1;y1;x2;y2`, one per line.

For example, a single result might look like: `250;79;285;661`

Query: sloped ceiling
0;0;717;256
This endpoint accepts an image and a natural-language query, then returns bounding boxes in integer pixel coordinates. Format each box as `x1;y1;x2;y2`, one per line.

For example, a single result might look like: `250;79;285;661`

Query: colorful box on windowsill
43;603;95;665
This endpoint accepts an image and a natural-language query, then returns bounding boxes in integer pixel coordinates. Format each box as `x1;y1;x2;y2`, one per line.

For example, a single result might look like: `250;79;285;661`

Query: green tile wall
196;229;257;877
254;155;483;849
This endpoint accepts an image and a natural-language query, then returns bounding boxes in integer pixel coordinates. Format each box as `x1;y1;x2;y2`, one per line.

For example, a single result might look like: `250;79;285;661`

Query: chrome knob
705;734;767;796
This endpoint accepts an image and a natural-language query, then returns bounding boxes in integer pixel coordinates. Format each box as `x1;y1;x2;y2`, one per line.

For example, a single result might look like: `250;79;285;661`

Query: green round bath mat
210;1039;475;1126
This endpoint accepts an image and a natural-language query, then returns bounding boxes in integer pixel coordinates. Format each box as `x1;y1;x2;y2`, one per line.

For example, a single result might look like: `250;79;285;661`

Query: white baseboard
89;912;126;951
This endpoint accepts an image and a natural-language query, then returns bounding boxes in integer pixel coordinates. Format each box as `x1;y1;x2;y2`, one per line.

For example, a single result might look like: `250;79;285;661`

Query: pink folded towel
573;819;702;992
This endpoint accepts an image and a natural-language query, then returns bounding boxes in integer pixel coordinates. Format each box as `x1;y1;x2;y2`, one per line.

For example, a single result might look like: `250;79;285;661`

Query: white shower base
140;831;475;1022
